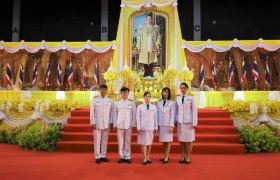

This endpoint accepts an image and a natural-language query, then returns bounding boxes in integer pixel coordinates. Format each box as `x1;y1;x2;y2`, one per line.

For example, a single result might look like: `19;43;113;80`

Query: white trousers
117;128;132;159
94;128;109;159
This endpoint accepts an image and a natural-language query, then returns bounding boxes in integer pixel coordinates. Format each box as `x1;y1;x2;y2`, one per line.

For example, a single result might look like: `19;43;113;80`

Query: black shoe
185;159;191;164
96;159;101;164
142;161;147;165
101;157;109;162
125;159;132;164
179;158;185;164
159;158;164;161
163;158;169;164
147;160;152;164
118;158;124;163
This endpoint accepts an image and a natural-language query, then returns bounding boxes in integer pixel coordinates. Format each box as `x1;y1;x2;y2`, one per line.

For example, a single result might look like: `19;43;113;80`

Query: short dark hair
144;91;151;97
146;13;153;18
120;87;129;92
180;82;188;89
99;84;108;89
161;87;171;100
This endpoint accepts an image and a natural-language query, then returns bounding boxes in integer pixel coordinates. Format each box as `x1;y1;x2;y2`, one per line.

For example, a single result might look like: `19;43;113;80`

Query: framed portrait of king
129;6;169;77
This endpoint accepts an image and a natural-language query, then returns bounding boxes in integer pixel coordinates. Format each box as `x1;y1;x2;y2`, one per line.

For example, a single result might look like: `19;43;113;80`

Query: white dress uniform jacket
157;100;175;127
175;94;197;126
90;96;114;130
136;103;158;131
113;99;136;129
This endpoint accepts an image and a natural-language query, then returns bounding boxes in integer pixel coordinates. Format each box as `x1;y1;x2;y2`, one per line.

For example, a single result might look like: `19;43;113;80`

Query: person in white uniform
90;84;114;164
136;92;158;165
113;87;136;164
175;82;197;164
157;87;175;164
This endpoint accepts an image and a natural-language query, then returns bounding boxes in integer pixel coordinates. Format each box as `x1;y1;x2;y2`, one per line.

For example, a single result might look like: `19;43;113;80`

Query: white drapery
0;110;69;127
0;40;116;54
182;39;280;52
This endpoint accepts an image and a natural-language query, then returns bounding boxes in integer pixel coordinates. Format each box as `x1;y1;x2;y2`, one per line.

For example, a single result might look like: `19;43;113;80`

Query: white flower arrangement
0;103;5;111
250;102;259;114
262;102;267;114
6;101;12;114
45;100;50;111
18;102;24;113
35;100;41;111
40;103;45;113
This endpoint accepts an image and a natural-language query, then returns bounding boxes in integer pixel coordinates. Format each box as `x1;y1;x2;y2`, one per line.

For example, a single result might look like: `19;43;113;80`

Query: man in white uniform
113;87;136;164
90;84;114;164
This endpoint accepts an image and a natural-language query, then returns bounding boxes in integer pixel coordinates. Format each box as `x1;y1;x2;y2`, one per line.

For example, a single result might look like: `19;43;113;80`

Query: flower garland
223;100;280;113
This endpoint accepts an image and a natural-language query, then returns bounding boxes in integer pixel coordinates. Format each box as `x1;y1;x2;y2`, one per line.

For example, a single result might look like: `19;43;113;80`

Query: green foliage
0;120;62;152
0;128;9;143
239;124;280;153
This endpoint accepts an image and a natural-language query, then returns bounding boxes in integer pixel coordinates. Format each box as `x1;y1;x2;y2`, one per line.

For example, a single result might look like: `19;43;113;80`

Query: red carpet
1;144;279;180
57;107;245;153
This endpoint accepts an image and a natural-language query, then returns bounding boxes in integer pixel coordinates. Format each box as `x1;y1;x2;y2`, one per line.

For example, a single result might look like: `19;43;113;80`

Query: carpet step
57;141;245;154
64;124;92;132
61;132;241;143
71;110;90;117
198;118;233;125
70;110;229;118
196;126;237;134
67;117;90;124
198;111;230;118
63;125;238;134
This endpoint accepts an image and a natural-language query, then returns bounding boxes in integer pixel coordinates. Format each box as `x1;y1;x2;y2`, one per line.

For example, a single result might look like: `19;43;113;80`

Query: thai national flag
93;62;98;86
200;63;204;87
5;62;13;86
211;61;217;85
19;64;24;85
82;62;86;87
67;61;73;86
252;57;259;82
57;61;62;86
32;60;38;86
228;57;234;84
241;57;246;84
265;58;271;85
45;62;51;86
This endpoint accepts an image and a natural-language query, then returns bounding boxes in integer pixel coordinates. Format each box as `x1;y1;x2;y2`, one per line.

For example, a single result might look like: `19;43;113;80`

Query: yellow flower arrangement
120;69;133;79
178;70;194;82
104;70;118;81
164;68;178;80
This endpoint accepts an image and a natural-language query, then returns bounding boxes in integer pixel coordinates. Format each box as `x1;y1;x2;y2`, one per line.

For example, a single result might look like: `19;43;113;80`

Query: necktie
163;100;166;107
147;104;149;110
182;96;185;104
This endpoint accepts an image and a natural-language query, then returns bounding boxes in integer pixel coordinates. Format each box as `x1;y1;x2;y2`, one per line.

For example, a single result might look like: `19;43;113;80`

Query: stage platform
0;90;279;107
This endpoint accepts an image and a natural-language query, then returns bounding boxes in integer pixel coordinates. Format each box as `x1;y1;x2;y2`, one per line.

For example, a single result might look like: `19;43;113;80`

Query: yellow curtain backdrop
204;91;234;107
113;1;185;70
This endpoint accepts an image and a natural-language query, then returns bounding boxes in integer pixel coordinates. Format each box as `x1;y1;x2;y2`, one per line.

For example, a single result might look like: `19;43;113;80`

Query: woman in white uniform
136;92;158;165
175;82;197;164
157;87;175;164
